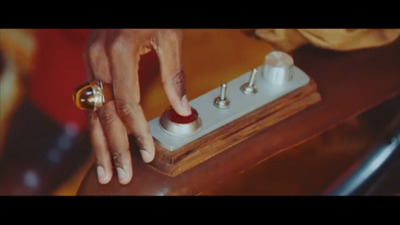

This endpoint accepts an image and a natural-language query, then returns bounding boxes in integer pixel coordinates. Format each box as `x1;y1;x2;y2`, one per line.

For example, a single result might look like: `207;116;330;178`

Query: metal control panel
149;51;310;151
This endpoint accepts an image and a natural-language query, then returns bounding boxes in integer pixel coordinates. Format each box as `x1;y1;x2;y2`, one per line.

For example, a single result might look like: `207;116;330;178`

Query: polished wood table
78;37;400;195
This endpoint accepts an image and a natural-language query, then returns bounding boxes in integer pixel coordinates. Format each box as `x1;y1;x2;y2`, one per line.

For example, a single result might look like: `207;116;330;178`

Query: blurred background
0;29;93;195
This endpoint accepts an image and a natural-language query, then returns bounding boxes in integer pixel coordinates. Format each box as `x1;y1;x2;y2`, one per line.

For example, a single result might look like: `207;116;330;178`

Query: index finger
153;29;192;116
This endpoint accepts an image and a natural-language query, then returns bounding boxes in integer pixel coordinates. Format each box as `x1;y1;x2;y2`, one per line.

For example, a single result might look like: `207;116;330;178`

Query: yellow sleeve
255;29;400;52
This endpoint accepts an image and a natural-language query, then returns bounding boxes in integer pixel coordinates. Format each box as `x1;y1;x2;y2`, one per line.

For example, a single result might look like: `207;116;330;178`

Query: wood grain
150;79;321;176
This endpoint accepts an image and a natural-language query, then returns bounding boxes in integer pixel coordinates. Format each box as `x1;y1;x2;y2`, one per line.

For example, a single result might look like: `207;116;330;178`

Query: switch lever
240;68;258;94
213;83;230;109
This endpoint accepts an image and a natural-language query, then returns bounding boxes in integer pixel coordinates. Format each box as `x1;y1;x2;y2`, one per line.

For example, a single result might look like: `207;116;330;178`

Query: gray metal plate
149;65;310;151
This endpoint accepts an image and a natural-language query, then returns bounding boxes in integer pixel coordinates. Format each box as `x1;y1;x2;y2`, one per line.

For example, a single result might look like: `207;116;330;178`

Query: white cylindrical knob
262;51;294;84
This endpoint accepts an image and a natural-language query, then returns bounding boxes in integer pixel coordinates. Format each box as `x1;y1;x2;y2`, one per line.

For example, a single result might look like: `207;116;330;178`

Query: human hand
84;29;191;185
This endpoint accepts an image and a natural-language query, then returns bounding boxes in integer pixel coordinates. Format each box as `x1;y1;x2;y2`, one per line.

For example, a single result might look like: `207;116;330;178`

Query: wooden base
150;79;321;177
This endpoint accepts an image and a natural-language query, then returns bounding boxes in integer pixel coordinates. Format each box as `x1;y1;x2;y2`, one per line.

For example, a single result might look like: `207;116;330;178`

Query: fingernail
140;149;155;163
97;166;107;184
181;95;192;116
117;167;130;185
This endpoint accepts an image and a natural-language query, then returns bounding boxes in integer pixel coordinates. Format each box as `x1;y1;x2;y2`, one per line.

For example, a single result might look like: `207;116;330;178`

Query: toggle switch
214;83;230;109
262;51;294;85
159;107;202;137
240;68;258;94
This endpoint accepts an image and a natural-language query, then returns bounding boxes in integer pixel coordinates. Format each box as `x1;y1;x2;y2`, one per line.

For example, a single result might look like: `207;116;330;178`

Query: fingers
88;112;112;184
153;30;192;116
86;31;133;184
97;102;133;185
109;39;155;163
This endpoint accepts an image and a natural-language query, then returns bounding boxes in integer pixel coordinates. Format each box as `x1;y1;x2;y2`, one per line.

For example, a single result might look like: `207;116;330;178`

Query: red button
167;108;198;124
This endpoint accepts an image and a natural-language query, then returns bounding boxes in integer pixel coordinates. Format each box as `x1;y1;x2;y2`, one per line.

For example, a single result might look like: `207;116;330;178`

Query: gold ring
73;81;113;111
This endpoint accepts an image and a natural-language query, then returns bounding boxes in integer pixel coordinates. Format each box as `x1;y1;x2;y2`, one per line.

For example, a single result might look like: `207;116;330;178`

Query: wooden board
150;79;321;176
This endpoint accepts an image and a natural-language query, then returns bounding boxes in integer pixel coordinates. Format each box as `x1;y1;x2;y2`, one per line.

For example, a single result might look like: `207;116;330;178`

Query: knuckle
87;42;102;59
114;99;135;119
110;37;127;55
112;151;120;161
163;70;185;86
111;152;122;167
97;107;116;125
87;112;98;126
172;71;185;84
111;146;130;166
